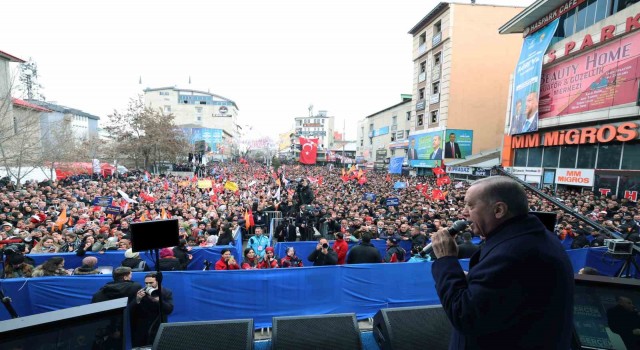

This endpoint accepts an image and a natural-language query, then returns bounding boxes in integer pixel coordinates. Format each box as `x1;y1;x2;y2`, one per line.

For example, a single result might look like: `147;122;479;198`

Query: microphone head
449;220;470;235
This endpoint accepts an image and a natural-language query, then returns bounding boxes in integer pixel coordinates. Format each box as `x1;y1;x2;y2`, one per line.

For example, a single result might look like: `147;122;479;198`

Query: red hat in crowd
160;248;174;259
265;247;275;253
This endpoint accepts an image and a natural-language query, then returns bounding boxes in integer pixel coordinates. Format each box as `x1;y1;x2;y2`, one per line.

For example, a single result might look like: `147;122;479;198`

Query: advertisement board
407;130;444;168
446;166;473;175
539;30;640;119
183;128;223;152
509;19;559;135
555;168;595;187
444;129;473;160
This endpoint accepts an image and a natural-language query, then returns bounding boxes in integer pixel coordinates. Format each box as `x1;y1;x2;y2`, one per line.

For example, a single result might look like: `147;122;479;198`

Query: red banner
540;31;640;119
299;137;318;164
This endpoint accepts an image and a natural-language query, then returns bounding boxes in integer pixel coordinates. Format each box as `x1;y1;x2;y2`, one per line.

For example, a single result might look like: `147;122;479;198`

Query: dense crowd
0;161;638;278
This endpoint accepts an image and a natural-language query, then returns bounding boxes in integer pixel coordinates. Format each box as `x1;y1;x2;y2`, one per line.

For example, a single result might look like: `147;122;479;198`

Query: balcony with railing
418;72;426;83
430;93;440;104
418;42;427;55
431;66;441;81
432;32;442;46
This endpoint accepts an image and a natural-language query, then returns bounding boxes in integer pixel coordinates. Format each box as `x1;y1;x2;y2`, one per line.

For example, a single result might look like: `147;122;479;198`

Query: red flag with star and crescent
299;137;319;165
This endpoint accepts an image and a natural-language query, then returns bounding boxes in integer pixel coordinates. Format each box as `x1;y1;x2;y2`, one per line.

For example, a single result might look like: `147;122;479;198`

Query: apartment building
500;0;640;199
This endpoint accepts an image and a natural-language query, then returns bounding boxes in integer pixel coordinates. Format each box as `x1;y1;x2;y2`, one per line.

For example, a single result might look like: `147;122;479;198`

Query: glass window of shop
559;145;578;168
577;144;598;168
542;146;560;168
597;143;623;169
514;148;528;167
550;0;617;45
621;141;640;170
527;147;543;167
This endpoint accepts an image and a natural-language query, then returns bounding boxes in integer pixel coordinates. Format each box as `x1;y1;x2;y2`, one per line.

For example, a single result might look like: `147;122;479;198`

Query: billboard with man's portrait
444;129;473;160
407;130;444;168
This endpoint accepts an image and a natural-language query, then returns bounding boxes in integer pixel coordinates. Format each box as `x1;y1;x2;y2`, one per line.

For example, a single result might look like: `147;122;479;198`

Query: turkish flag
436;175;451;187
299;137;318;164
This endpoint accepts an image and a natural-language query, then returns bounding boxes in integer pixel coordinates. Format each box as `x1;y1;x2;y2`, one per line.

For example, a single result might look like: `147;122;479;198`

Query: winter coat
332;238;348;265
346;242;382;264
91;280;142;304
307;247;338;266
72;265;101;275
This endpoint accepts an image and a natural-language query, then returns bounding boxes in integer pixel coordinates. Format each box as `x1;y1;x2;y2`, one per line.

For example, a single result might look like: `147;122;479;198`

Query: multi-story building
356;95;412;169
408;2;525;174
143;86;240;157
26;100;99;140
500;0;640;199
0;50;24;121
293;110;335;162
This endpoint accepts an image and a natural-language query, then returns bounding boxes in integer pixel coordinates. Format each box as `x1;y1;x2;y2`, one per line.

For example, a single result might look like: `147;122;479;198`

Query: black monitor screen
130;219;180;252
573;275;640;350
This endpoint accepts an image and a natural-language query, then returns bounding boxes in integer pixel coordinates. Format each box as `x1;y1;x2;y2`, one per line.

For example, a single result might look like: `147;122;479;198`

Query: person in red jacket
280;247;303;268
241;248;259;269
332;233;348;265
259;247;280;268
215;248;240;270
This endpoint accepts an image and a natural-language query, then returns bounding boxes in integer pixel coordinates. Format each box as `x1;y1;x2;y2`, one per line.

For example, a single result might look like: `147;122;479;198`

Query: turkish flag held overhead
299;137;319;164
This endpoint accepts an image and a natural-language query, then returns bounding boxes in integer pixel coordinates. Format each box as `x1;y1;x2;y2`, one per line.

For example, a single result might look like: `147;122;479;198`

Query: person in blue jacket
430;176;574;349
248;226;270;260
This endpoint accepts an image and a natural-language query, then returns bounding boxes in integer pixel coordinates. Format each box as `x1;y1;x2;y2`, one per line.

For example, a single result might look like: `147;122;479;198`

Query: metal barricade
269;217;285;245
264;211;282;235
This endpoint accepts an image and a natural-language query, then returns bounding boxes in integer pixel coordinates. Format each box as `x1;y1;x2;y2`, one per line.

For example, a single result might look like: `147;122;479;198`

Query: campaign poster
183;128;223;152
388;156;404;174
540;30;640;119
407;130;444;168
444;129;473;160
509;19;559;135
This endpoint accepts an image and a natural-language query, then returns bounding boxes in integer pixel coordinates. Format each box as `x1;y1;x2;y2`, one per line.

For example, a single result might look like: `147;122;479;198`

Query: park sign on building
510;122;639;149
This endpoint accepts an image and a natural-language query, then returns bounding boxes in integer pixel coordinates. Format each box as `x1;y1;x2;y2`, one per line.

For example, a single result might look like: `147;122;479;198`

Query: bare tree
39;117;79;180
104;95;190;171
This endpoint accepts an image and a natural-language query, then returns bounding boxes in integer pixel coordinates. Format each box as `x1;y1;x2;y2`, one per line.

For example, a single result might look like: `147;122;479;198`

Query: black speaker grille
385;306;451;350
153;320;253;350
273;314;361;350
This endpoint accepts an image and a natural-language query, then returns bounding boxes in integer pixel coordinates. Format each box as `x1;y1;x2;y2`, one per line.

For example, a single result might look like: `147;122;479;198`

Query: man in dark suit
444;133;462;159
456;232;478;259
430;176;574;349
429;135;443;160
408;139;418;160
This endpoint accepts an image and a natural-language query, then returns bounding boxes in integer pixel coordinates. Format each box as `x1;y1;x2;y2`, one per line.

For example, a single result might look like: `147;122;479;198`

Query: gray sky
1;0;532;140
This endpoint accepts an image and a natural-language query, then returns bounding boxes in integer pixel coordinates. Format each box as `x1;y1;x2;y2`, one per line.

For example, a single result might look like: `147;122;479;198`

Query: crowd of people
0;161;637;279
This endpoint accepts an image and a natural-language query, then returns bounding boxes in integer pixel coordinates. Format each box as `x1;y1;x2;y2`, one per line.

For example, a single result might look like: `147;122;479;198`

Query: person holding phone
214;248;239;270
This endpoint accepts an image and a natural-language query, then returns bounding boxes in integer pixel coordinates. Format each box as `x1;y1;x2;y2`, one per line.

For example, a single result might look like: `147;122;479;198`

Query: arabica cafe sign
511;122;639;149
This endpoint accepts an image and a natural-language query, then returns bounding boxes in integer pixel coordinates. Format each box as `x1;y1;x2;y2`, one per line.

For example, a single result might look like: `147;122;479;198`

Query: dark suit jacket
431;214;574;349
445;142;462;158
429;147;443;160
408;149;418;160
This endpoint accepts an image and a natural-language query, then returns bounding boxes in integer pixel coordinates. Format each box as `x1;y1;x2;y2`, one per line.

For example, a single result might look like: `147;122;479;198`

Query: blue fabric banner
388;157;403;174
0;248;634;326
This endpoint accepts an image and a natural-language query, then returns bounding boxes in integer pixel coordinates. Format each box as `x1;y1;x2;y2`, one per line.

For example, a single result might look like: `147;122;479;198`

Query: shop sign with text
511;122;639;149
555;168;595;186
506;167;543;176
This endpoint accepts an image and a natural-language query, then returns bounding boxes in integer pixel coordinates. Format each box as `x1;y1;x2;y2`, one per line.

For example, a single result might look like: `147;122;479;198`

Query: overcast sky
1;0;532;141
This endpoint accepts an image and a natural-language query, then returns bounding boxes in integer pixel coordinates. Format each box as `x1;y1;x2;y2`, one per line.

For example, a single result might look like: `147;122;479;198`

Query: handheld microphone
422;220;471;253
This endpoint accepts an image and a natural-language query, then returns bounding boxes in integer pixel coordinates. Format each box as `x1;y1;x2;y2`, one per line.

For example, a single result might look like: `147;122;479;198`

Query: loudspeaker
272;313;361;350
373;305;451;350
130;219;180;252
152;319;254;350
531;211;557;232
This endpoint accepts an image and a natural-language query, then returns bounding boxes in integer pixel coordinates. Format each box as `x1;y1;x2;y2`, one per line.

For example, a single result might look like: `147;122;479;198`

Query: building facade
26;100;99;140
292;110;335;162
144;86;240;157
356;95;412;169
0;50;25;124
500;0;640;200
408;2;525;174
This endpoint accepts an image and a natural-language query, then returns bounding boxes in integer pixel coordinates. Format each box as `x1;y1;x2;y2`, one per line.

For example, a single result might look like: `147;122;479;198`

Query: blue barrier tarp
273;240;414;265
26;246;238;271
2;247;633;327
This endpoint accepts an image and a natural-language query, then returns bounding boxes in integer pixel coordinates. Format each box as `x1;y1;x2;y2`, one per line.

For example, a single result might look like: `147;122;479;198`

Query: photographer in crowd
307;238;338;266
131;272;174;347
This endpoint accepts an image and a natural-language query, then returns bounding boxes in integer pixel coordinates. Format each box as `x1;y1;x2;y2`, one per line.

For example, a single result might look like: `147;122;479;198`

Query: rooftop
12;98;51;112
499;0;564;34
25;100;100;120
0;50;25;63
144;86;238;109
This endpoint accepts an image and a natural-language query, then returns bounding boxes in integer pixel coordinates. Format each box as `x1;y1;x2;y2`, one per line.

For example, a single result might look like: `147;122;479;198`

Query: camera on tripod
604;239;633;256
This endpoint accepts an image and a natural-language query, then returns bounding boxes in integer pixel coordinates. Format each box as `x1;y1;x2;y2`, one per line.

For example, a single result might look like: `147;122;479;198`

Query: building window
392;115;397;125
419;88;425;100
514;148;527;167
360;140;363;146
597;143;622;169
559;145;578;168
391;149;395;156
542;146;560;168
551;0;618;44
432;82;439;95
420;61;426;73
369;124;374;131
577;144;597;168
196;107;203;121
391;133;396;142
417;114;424;126
527;147;543;167
434;20;441;34
434;52;441;67
621;142;640;169
430;110;439;124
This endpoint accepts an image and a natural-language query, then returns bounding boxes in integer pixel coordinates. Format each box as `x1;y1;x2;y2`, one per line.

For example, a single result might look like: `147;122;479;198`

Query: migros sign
510;122;639;149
